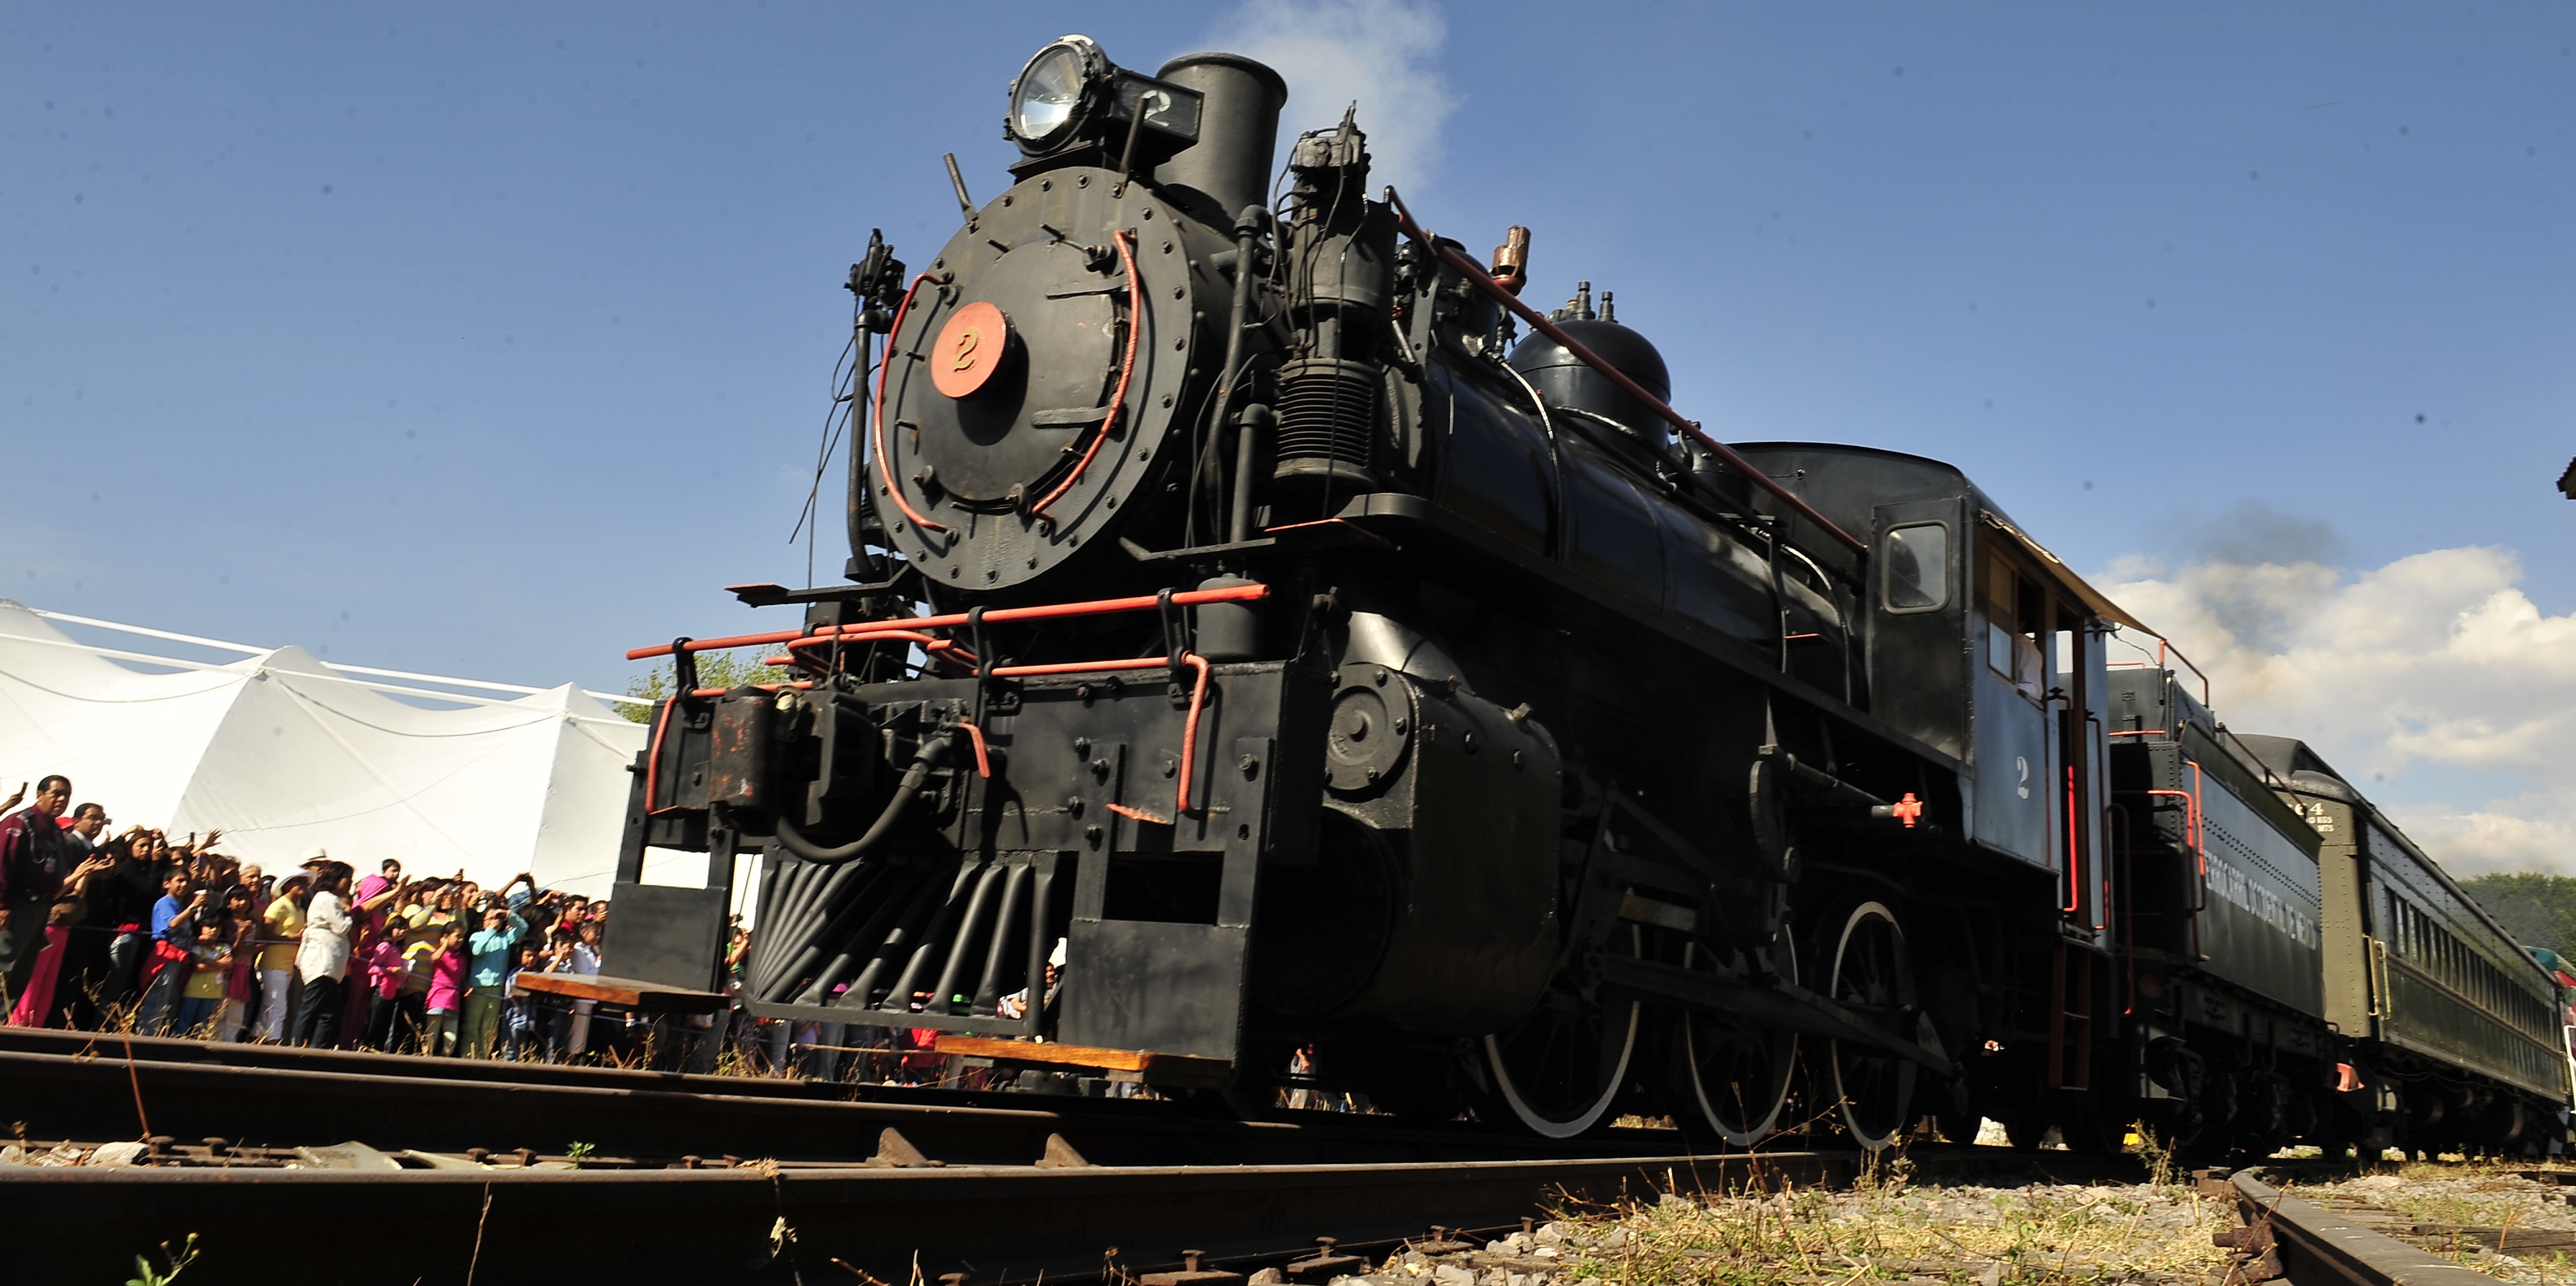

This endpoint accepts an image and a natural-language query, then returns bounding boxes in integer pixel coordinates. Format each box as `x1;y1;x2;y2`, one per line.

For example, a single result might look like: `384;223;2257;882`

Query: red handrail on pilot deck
625;583;1270;661
1381;190;1867;555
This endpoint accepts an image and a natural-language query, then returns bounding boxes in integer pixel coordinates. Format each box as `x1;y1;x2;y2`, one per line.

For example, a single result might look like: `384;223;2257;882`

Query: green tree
618;648;781;723
2460;872;2576;961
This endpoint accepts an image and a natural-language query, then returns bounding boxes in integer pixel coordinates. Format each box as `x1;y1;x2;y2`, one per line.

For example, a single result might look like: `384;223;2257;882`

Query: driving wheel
1824;900;1918;1150
1674;937;1799;1148
1480;928;1641;1138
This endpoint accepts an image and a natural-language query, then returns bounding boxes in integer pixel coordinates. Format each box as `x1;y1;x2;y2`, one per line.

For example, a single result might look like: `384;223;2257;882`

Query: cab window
1881;523;1948;613
1984;555;2044;701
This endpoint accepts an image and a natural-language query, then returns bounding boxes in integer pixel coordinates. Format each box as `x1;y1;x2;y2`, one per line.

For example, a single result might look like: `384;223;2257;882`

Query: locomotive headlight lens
1008;38;1097;151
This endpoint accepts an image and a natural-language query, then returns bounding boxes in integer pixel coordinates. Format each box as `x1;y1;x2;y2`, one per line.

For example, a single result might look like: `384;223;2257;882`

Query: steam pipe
770;729;962;865
1381;189;1867;555
885;866;987;1009
1230;406;1263;545
1209;203;1264;544
844;328;873;574
792;870;936;1005
930;863;1008;1012
836;875;952;1009
971;863;1032;1014
769;866;891;1003
769;855;884;980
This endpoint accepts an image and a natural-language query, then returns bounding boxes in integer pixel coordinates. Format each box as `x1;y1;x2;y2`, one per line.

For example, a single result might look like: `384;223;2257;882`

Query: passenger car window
1882;523;1947;613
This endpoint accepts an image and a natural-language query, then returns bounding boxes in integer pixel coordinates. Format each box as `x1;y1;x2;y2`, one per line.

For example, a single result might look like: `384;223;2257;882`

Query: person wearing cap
256;873;310;1042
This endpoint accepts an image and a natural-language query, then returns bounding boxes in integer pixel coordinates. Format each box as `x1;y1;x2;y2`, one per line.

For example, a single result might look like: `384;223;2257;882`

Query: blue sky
7;3;2575;861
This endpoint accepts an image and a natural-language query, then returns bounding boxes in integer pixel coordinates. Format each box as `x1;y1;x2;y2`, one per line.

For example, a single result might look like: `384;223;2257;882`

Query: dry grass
1481;1157;2235;1286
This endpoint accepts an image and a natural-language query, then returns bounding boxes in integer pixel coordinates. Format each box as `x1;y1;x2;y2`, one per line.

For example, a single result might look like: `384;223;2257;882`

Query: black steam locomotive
608;36;2572;1155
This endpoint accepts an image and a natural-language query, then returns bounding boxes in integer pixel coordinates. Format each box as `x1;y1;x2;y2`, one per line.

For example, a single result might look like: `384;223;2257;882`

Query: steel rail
2227;1169;2498;1286
0;1029;1696;1167
0;1146;2161;1285
2;1030;2180;1285
4;1153;1728;1285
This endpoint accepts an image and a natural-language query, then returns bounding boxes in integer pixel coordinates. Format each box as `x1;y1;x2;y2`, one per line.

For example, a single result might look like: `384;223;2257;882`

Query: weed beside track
1330;1154;2236;1286
2280;1161;2576;1283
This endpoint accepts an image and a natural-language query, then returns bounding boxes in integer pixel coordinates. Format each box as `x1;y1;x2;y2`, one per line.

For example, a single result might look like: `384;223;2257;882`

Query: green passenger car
2241;735;2572;1153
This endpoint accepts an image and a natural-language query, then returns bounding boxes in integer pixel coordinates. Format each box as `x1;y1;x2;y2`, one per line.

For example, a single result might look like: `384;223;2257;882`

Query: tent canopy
0;601;669;897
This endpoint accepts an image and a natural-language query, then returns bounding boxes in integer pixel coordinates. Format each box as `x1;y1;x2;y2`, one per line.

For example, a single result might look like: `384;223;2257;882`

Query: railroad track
2220;1169;2503;1286
0;1026;1704;1166
4;1144;2153;1286
0;1028;2183;1284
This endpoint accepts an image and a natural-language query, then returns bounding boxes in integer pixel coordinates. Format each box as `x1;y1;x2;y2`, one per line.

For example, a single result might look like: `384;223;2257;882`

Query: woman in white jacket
291;861;354;1047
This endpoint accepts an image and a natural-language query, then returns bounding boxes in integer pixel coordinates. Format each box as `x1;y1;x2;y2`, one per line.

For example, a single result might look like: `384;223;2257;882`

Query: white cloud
1204;0;1457;197
2100;546;2576;876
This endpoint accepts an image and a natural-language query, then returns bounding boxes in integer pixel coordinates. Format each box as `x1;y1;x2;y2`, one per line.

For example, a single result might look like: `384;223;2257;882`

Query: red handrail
1029;230;1141;525
1381;189;1866;555
627;583;1269;661
872;273;951;537
2063;764;2081;916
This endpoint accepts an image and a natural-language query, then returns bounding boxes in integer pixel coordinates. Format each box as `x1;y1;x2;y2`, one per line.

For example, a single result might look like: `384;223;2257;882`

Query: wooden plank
932;1035;1232;1081
2412;1225;2576;1252
513;972;731;1014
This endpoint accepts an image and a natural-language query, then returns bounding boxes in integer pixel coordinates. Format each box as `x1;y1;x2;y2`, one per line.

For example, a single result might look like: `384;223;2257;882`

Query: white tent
0;601;671;896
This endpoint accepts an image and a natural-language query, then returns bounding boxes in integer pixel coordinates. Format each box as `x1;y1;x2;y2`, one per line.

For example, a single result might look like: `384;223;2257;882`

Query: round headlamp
1007;36;1107;154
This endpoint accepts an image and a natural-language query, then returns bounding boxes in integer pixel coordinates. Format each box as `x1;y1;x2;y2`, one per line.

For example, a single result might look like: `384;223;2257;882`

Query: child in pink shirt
423;924;468;1056
358;935;406;1050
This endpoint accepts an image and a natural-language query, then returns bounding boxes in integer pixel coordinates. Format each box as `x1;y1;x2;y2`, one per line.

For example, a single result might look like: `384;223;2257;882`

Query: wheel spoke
1828;902;1916;1151
1677;939;1797;1148
1483;931;1641;1138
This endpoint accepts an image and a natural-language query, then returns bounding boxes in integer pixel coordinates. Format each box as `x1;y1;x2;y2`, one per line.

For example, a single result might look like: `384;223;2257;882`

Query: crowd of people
0;773;620;1062
0;771;1075;1086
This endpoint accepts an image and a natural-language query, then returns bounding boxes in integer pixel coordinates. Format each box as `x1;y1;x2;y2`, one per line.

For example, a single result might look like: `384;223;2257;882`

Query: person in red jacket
0;775;73;1011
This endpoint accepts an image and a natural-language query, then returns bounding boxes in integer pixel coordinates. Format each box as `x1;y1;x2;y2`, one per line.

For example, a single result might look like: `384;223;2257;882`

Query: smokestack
1153;52;1288;223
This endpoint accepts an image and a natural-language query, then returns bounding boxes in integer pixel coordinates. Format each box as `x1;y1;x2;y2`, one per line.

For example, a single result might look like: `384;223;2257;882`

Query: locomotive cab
1729;445;2124;921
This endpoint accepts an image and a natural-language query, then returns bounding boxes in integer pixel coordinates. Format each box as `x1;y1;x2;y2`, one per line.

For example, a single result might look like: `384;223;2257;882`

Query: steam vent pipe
1154;52;1289;223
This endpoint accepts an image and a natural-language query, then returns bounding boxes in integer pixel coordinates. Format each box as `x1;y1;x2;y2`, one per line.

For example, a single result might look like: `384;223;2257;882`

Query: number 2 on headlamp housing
1005;34;1203;161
